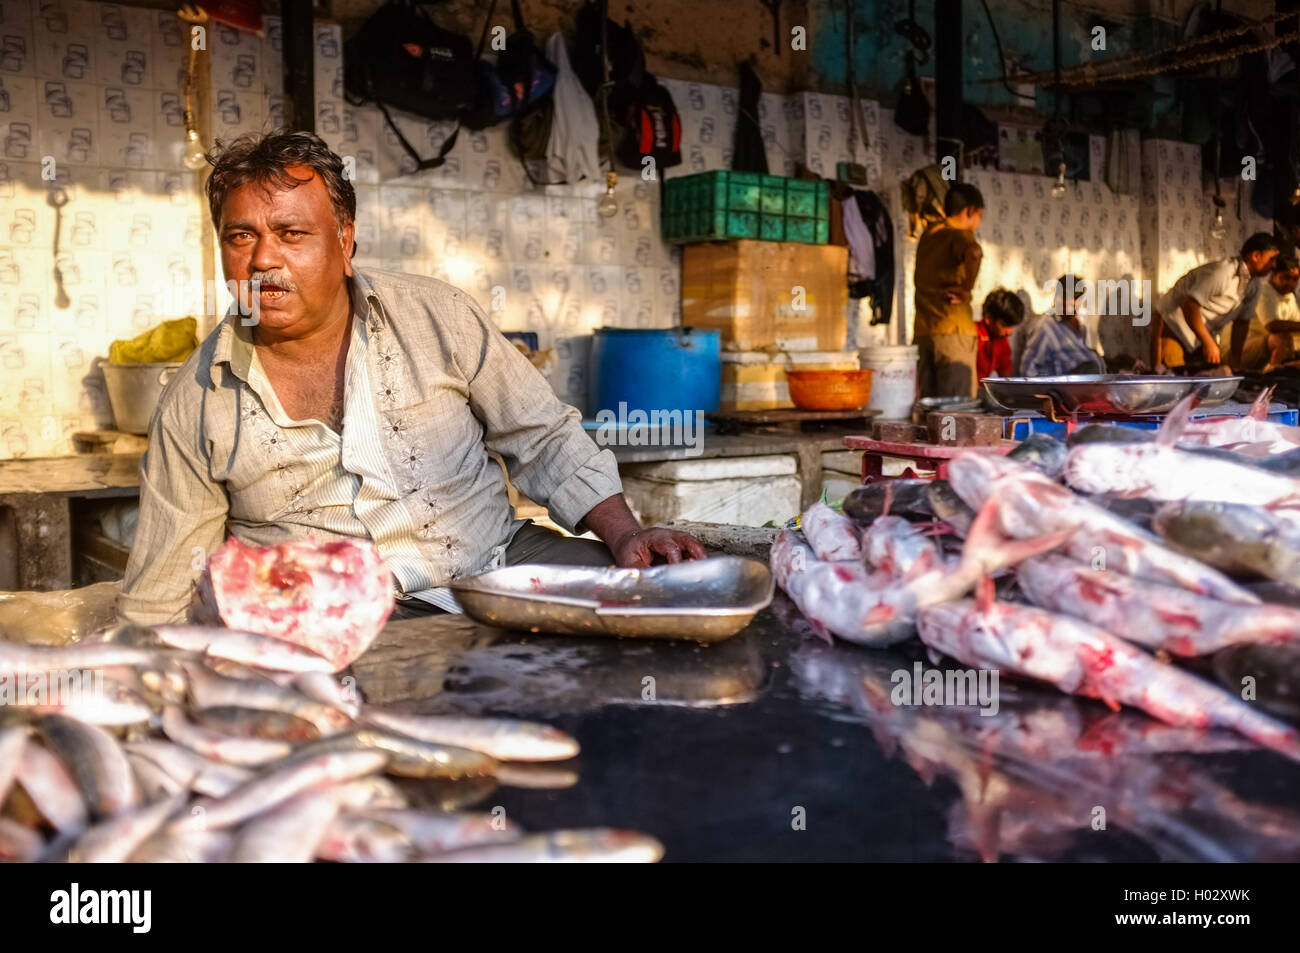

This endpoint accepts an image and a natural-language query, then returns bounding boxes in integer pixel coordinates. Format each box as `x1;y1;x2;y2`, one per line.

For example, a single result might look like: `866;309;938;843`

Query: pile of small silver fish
0;623;663;863
773;389;1300;764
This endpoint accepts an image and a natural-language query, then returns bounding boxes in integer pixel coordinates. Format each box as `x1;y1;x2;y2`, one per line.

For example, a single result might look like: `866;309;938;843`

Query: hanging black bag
343;0;493;172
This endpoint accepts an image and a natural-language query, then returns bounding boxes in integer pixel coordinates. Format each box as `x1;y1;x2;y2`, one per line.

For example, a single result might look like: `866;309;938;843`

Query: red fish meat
205;536;395;671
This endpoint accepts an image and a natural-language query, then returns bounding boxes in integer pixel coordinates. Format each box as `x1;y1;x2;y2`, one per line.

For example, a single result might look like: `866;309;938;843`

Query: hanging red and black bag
617;77;682;171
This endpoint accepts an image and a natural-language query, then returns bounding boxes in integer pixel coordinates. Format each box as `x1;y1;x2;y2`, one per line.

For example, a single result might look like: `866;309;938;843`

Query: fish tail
1230;712;1300;764
960;492;1075;578
1249;386;1275;421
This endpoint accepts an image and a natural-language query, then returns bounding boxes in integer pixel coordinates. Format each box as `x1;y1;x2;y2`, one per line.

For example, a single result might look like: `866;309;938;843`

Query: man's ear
341;220;356;276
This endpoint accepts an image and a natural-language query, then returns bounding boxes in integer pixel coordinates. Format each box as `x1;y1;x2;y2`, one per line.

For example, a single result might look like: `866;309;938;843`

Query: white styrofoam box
621;454;801;527
629;454;797;481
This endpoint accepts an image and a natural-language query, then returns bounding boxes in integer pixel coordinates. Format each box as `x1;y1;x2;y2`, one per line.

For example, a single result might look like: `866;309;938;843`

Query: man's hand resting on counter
580;494;709;568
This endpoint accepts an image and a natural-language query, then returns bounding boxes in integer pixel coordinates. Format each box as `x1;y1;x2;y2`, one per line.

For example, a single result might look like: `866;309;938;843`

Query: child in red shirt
977;289;1025;380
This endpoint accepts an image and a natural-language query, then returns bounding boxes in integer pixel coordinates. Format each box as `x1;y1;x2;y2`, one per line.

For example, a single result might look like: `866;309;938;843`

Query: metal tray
983;374;1242;416
449;557;774;642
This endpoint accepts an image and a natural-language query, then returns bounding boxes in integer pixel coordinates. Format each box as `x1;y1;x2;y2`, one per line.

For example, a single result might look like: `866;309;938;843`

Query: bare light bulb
597;171;619;218
182;126;206;171
1209;209;1226;241
1050;162;1066;199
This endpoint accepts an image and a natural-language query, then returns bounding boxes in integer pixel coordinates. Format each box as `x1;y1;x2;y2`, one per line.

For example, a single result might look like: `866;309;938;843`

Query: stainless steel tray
983;374;1242;416
449;557;774;642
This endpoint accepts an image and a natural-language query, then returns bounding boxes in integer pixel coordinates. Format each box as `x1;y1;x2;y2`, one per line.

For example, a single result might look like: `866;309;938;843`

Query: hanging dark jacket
732;58;768;174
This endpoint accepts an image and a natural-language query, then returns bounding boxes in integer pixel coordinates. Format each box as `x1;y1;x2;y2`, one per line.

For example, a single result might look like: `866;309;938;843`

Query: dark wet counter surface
351;600;1300;862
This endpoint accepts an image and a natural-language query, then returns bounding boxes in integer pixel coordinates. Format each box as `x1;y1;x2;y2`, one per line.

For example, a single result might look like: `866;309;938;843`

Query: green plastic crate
662;170;829;244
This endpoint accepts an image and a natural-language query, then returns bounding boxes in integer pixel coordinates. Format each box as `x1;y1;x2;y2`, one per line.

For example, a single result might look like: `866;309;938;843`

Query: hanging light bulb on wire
1209;194;1227;240
178;5;208;171
182;126;206;171
597;170;619;218
1051;162;1066;199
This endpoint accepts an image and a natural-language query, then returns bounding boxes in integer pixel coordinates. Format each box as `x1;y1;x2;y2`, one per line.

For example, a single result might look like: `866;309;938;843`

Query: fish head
1006;434;1068;478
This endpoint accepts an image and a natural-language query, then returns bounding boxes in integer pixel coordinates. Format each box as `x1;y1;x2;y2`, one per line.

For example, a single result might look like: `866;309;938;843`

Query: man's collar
210;269;385;380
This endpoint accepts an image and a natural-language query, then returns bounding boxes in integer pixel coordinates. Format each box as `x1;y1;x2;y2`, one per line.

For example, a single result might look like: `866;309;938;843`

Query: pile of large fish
772;389;1300;763
0;622;663;863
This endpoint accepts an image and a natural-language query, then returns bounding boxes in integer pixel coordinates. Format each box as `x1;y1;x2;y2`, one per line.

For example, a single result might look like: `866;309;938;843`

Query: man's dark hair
982;288;1025;327
1055;274;1087;301
1241;232;1281;258
944;183;985;217
1274;254;1299;273
205;131;356;235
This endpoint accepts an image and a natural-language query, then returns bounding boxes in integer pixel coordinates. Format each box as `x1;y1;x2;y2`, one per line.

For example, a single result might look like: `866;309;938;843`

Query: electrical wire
990;7;1298;87
977;0;1037;102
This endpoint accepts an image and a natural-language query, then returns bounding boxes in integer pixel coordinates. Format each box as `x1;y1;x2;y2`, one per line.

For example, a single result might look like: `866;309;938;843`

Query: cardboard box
681;241;848;352
719;350;859;412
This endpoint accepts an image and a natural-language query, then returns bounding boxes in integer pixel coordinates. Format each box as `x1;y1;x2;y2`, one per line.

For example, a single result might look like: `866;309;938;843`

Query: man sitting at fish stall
1016;274;1105;378
118;131;706;625
1236;254;1300;370
1149;232;1280;370
975;289;1023;379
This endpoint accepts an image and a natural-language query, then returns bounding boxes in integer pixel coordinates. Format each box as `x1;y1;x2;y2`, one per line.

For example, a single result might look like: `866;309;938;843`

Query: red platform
841;435;1016;481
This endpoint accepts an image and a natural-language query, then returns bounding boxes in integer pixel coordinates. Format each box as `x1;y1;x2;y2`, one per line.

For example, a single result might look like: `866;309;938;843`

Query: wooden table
0;454;141;590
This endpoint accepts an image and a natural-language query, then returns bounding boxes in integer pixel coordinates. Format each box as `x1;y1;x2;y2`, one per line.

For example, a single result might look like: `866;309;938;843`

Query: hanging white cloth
841;192;876;281
545;32;602;184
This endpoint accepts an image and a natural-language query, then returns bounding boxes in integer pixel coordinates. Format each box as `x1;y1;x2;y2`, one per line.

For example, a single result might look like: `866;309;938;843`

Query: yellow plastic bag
108;317;198;364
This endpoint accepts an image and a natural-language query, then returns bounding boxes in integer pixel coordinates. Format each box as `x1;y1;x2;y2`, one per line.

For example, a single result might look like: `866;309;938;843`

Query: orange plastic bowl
786;369;873;411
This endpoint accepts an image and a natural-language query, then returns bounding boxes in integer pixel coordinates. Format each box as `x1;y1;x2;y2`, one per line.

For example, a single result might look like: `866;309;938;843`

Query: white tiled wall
0;3;1273;459
0;0;203;458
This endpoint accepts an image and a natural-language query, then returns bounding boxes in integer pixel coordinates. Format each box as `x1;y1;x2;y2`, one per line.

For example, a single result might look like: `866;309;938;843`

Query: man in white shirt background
1149;232;1280;370
1237;254;1300;370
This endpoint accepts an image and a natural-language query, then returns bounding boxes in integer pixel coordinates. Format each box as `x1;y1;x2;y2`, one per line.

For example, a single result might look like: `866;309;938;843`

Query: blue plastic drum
589;327;721;419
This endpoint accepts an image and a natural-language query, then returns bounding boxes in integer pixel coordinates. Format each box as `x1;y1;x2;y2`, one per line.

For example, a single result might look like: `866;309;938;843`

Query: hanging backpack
342;0;490;171
461;0;557;131
616;77;682;171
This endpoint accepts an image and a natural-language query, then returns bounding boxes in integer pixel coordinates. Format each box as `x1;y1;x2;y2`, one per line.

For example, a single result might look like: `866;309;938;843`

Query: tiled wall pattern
1141;138;1272;298
0;0;204;458
0;4;1277;459
966;167;1146;362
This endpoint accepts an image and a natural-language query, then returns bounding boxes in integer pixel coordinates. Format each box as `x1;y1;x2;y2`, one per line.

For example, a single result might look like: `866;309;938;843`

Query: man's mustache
249;271;299;291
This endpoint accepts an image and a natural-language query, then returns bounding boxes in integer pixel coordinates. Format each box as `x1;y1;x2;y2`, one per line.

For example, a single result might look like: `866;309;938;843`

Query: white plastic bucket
859;345;918;420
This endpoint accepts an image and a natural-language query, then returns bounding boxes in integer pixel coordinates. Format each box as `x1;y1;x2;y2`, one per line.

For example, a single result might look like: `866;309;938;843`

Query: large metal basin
450;556;774;642
983;374;1242;416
